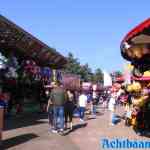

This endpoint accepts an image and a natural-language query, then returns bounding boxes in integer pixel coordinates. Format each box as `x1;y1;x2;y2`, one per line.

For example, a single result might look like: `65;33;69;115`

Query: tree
92;68;103;83
110;71;123;82
113;71;122;77
64;52;104;83
64;52;81;75
79;63;93;82
111;71;123;79
64;53;93;82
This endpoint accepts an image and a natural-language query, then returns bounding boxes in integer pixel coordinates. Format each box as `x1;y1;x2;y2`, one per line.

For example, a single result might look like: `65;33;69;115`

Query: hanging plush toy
131;107;140;127
6;56;19;68
34;66;41;80
127;84;133;92
5;67;18;78
132;82;142;92
41;67;52;79
127;82;142;93
24;59;37;75
132;47;143;59
132;95;146;107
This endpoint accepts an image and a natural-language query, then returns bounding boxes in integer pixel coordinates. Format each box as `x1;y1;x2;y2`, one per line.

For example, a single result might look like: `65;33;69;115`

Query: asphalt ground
1;106;150;150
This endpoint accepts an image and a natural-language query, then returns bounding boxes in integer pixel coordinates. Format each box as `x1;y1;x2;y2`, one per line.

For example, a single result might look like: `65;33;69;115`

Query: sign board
62;74;81;90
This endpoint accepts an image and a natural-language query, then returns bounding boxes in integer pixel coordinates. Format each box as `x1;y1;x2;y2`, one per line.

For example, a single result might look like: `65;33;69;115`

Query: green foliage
92;68;103;83
64;52;81;74
64;52;103;83
114;71;122;77
110;71;123;82
111;71;123;78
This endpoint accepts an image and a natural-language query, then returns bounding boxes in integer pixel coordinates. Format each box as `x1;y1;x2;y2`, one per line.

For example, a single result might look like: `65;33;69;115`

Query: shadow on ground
96;112;104;116
1;133;39;149
4;113;48;131
63;123;87;136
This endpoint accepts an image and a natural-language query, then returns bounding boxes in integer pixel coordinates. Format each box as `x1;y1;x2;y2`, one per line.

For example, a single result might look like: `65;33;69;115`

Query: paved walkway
2;106;150;150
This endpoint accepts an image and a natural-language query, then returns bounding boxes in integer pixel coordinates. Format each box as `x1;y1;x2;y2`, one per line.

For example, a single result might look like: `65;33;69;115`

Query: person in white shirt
108;92;117;125
78;92;87;122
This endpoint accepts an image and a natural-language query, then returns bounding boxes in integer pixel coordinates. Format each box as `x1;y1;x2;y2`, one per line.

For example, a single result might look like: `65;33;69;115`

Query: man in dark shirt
49;81;67;133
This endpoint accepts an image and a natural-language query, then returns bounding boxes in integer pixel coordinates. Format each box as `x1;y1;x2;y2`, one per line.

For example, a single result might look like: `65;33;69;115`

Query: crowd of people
1;77;150;137
25;80;150;136
45;81;103;135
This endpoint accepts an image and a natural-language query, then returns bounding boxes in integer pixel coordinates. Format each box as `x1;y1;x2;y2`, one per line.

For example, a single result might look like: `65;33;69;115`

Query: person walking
108;91;117;126
50;82;67;134
64;90;75;130
47;90;54;132
78;91;87;122
87;92;92;114
92;91;99;118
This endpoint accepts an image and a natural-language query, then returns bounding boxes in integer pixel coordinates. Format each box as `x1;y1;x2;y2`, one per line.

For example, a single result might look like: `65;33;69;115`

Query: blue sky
0;0;150;72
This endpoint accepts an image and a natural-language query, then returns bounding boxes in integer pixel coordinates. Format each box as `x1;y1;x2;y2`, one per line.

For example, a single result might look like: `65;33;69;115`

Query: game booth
0;15;67;143
120;18;150;135
121;18;150;77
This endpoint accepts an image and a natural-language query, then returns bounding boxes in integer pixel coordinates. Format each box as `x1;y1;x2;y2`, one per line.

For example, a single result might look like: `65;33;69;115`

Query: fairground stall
121;18;150;77
120;18;150;135
0;15;67;142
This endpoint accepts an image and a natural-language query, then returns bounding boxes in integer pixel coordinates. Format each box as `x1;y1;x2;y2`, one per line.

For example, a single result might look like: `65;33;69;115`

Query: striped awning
121;18;150;44
120;18;150;61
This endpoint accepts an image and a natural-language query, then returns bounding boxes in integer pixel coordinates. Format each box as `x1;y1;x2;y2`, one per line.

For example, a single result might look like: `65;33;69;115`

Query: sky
0;0;150;72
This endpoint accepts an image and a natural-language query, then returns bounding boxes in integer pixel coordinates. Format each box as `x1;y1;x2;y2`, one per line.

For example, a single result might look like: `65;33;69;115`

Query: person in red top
0;90;9;148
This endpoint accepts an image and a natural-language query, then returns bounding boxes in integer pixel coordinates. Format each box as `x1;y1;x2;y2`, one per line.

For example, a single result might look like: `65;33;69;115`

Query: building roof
121;18;150;45
120;18;150;61
0;15;67;68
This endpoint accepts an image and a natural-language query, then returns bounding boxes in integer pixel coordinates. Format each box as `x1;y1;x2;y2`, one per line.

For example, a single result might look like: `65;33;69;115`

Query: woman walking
64;90;75;130
47;93;54;132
